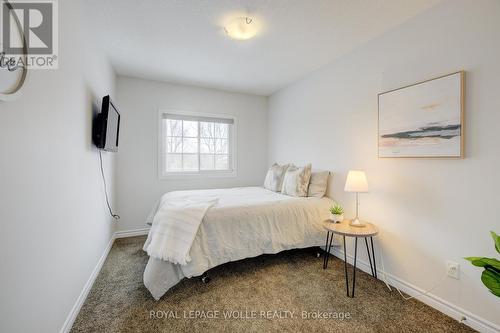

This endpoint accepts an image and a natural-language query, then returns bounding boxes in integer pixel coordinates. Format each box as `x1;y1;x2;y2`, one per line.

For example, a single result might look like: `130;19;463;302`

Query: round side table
323;220;379;298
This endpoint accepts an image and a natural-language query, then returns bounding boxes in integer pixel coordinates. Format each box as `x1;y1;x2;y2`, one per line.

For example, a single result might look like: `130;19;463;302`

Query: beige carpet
71;236;474;333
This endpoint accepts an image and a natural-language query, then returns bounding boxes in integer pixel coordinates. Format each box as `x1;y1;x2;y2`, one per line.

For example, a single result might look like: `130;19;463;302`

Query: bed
143;186;333;300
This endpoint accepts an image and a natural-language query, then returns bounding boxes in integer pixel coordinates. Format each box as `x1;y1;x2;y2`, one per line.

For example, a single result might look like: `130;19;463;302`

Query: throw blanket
143;195;218;265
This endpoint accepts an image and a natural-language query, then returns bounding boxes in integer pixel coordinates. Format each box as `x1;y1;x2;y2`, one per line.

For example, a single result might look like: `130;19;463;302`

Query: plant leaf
491;231;500;254
466;257;500;271
481;268;500;297
464;257;482;263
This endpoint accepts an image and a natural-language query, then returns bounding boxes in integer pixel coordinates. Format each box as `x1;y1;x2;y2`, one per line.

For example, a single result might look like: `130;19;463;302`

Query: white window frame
158;109;237;179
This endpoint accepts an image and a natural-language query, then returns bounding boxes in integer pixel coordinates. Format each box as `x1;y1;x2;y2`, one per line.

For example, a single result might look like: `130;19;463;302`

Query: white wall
116;76;268;231
268;0;500;329
0;1;116;332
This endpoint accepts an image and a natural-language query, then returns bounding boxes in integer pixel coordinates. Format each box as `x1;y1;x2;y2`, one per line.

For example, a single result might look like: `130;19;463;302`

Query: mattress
143;186;333;299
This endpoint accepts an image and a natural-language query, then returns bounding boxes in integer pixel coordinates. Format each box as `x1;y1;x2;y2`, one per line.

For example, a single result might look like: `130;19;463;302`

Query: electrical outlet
447;261;460;279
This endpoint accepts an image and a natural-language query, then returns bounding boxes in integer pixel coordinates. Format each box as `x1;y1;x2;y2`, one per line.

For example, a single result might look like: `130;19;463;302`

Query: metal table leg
351;237;358;297
323;231;331;269
343;235;349;297
365;237;375;276
343;236;377;298
370;236;377;279
328;232;334;256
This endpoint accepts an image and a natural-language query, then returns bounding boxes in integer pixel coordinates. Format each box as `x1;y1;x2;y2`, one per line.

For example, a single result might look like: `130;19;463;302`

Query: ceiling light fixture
224;17;258;40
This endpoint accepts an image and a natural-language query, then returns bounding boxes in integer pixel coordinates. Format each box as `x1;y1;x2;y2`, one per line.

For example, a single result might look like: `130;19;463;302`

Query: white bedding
143;186;333;300
144;195;218;265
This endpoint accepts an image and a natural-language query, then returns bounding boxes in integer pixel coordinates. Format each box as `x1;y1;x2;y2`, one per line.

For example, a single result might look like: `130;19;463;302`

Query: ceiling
83;0;441;96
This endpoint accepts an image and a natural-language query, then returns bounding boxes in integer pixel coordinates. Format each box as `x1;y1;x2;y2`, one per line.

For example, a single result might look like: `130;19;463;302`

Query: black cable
98;150;120;220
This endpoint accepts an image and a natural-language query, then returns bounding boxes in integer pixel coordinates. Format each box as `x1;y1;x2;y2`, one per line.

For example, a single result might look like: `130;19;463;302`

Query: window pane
215;155;229;170
200;122;214;138
167;137;182;153
200;154;215;170
183;120;198;137
166;119;182;137
162;115;233;175
182;138;198;153
215;123;228;138
183;154;199;171
200;138;215;153
215;139;228;154
166;153;182;171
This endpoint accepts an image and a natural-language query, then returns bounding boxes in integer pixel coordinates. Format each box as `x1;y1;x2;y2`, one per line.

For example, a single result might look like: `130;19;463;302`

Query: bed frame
198;246;325;284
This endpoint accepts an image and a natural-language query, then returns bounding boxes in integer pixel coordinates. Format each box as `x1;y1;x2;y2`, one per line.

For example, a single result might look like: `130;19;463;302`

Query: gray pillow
307;171;330;198
281;164;312;197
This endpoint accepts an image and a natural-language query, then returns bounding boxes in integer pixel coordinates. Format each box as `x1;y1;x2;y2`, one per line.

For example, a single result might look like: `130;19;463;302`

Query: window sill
159;170;237;180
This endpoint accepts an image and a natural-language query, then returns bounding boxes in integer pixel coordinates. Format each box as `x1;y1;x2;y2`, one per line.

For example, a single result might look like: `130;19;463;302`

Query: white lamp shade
344;170;369;193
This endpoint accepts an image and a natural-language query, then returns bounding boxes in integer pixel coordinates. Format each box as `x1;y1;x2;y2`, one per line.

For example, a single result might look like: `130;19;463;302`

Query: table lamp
344;170;369;227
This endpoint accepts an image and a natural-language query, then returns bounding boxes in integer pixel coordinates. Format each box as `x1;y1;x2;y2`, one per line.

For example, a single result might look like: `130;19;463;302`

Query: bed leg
315;246;322;258
201;272;211;284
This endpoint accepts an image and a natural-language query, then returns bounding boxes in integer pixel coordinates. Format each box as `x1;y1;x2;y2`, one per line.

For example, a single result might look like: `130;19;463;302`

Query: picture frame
378;71;465;158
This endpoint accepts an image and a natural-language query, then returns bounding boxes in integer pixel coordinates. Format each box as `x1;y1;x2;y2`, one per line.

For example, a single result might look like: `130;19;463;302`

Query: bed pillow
307;171;330;198
281;164;312;197
263;163;289;192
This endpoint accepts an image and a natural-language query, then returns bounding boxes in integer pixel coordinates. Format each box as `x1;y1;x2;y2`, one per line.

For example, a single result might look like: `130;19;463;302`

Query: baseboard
59;234;115;333
114;227;150;238
329;247;500;333
60;227;151;333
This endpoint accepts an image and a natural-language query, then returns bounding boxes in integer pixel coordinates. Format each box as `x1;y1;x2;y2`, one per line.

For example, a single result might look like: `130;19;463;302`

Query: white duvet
143;186;333;300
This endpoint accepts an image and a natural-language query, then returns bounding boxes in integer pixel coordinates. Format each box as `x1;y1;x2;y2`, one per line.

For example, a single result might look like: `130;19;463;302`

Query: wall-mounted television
93;95;121;152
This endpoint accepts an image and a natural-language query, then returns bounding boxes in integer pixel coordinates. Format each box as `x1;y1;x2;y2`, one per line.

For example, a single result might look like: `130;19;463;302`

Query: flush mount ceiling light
224;17;258;40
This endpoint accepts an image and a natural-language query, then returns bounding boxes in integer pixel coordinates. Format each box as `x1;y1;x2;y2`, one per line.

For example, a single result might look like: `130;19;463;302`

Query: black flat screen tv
93;95;121;152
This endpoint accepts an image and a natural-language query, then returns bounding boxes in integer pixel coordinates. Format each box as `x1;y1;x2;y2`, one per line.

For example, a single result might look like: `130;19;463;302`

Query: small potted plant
329;203;344;223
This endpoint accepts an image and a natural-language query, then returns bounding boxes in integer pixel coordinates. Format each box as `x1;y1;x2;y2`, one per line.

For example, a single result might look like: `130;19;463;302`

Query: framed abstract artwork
378;71;465;158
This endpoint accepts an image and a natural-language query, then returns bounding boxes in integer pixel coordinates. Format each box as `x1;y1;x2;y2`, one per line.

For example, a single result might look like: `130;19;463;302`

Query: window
159;111;236;177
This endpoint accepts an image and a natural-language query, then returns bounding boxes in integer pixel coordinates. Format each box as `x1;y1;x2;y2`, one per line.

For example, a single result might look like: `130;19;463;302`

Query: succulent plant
329;203;344;215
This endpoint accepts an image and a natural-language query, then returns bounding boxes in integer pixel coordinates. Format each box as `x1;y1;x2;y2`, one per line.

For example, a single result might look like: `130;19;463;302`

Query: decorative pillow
281;164;312;197
307;171;330;198
263;163;289;192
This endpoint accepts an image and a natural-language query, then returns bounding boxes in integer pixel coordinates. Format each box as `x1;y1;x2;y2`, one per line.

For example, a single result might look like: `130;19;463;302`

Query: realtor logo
1;0;58;69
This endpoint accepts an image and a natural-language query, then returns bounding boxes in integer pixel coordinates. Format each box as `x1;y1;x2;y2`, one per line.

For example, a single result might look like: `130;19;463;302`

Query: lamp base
349;218;366;228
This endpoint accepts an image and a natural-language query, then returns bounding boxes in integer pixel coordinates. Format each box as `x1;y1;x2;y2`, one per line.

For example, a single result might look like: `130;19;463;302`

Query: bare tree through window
163;116;232;174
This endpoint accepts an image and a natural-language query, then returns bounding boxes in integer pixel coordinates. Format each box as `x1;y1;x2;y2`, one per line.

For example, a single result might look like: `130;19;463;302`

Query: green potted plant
329;203;344;223
465;231;500;297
